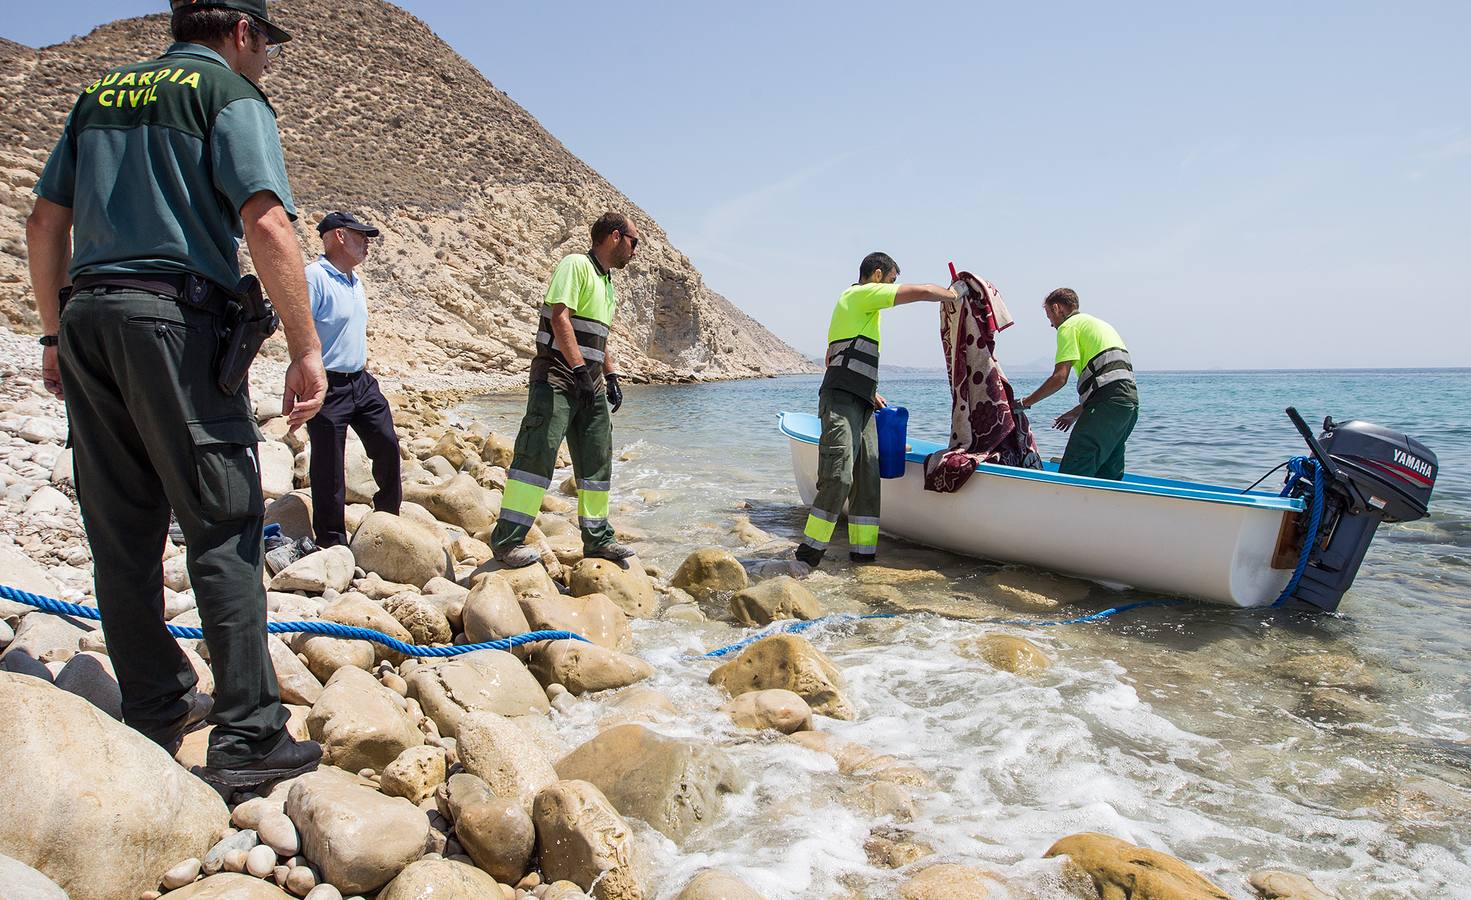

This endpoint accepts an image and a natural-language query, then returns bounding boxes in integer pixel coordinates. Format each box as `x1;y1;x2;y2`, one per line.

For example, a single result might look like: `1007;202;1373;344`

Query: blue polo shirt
306;256;367;373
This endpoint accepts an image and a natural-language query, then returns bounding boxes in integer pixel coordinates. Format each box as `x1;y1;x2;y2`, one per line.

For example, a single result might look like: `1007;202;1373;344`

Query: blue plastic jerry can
875;405;909;478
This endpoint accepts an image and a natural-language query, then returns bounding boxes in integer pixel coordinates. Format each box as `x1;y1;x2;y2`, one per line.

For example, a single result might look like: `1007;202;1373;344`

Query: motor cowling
1318;418;1436;523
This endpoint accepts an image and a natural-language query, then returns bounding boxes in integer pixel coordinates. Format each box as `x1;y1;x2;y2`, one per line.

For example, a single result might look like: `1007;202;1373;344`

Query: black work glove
571;364;597;407
606;372;624;414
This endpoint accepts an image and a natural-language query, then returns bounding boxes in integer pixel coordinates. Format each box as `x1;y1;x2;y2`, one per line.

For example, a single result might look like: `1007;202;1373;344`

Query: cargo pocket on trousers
187;417;266;521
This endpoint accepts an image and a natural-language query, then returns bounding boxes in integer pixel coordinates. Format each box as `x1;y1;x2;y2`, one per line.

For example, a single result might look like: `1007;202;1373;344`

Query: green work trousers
1059;381;1139;481
490;380;615;552
795;387;880;567
59;287;288;765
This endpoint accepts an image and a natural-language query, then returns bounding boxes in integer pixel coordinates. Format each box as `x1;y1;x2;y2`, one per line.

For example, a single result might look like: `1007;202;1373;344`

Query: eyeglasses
619;230;640;251
249;22;282;60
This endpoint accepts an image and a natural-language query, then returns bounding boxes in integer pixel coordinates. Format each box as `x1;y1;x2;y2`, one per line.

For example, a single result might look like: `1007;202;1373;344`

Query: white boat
780;410;1313;608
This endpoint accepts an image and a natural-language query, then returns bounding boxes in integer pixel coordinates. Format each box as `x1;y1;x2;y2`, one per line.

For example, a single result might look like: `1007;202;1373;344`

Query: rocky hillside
0;2;813;382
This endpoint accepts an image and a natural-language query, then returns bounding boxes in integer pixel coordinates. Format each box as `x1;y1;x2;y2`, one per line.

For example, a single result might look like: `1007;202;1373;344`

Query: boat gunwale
778;411;1306;514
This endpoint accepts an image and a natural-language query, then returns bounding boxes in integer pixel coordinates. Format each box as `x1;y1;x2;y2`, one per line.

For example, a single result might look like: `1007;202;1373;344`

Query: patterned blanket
923;271;1042;492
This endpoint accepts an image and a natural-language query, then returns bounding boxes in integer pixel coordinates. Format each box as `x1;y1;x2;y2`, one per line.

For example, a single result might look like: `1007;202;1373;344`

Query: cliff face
0;2;814;381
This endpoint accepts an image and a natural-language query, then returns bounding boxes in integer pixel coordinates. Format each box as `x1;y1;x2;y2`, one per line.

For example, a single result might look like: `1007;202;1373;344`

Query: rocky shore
1;323;1340;900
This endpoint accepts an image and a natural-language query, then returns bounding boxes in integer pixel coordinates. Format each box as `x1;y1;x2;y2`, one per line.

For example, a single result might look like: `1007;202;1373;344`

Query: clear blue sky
10;2;1470;369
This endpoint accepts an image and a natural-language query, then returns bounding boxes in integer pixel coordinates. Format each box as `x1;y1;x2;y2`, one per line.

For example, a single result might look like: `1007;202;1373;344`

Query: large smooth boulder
555;724;743;843
286;767;429;894
349;511;453;587
0;609;97;672
444;773;536;884
168;873;293;898
382;592;453;646
529;640;654;695
270;545;355;594
1044;832;1230;900
670;548;748;600
402;473;494;534
533;780;643;900
568;558;658;618
267;634;324;706
0;852;68;899
0;673;229;900
728;576;823;626
378;858;506;900
52;650;121;719
709;633;854;720
405;649;550;736
258;440;295;500
462;573;531;643
307;666;425;773
264;490;314;541
289;631;375;684
676;870;763;900
456;711;559;809
321;592;418;662
899;863;1003;899
958;634;1050;675
521;592;631;650
1248;869;1337;900
721;688;813;734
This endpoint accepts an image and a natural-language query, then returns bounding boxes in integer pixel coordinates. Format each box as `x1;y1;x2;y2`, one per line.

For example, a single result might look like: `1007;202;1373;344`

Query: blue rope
0;584;590;657
1272;456;1325;607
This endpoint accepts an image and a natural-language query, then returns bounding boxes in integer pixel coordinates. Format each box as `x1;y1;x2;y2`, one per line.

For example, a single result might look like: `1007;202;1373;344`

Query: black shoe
849;552;877;564
584;541;636;562
143;689;214;756
199;733;322;788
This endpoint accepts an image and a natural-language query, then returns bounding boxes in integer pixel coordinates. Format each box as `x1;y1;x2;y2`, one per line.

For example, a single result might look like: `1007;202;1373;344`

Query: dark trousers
1060;381;1139;481
305;369;401;547
795;387;881;568
59;287;288;765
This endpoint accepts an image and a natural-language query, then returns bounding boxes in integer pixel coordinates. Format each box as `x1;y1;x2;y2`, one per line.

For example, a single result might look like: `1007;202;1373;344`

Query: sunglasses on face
620;230;639;251
249;23;282;60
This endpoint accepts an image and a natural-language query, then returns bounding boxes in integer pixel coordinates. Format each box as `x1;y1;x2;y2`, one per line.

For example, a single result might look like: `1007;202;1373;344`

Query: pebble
246;843;277;877
381;671;409;695
223;848;249;873
304;885;343;900
286;864;317;896
232;797;280;830
257;811;300;857
160;857;201;889
0;619;13;648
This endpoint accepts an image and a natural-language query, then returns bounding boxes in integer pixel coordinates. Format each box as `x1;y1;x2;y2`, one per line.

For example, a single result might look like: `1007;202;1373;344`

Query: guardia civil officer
1019;288;1139;480
490;212;640;568
790;253;956;575
26;0;327;787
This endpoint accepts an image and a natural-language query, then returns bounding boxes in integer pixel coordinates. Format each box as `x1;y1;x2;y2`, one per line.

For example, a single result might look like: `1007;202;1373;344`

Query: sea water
459;369;1470;899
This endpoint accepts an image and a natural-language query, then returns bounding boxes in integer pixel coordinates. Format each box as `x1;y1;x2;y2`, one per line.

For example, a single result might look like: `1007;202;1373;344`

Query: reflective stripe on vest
823;334;881;397
1077;347;1135;405
535;310;610;366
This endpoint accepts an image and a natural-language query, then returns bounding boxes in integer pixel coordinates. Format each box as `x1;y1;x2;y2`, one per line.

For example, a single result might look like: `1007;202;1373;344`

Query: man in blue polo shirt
304;211;401;547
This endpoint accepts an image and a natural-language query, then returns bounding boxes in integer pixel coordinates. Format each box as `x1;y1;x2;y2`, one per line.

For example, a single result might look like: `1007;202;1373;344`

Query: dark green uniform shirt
33;42;296;290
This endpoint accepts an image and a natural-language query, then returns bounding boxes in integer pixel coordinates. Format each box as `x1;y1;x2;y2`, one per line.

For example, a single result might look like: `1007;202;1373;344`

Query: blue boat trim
778;411;1305;513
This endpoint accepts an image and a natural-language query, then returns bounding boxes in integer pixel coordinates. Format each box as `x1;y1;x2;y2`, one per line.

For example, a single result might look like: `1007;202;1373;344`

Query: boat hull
782;412;1300;607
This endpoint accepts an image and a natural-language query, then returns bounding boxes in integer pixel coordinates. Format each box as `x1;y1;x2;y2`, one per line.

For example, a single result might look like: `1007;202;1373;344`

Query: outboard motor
1281;407;1437;612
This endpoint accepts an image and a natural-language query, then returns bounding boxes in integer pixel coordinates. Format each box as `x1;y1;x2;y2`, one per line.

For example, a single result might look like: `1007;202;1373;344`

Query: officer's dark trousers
795;387;881;568
1059;380;1140;481
305;369;401;547
59;287;288;765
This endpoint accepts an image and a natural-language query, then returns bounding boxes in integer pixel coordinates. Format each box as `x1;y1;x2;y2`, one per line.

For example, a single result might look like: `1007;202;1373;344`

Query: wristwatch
38;334;58;347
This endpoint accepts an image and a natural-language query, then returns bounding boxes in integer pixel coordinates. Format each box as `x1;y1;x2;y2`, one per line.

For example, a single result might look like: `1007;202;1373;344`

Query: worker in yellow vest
791;252;957;575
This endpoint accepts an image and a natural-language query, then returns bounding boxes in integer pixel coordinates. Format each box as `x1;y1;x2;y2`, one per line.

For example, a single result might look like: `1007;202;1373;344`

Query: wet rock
268;635;324;706
567;558;658;618
555;723;744;843
456;711;559;809
728;575;823;626
709;633;853;720
307;666;425;773
843;780;917;822
270;545;355;594
289;631;375;684
521;591;631;650
865;827;933;868
168;873;293;898
854;566;947;586
383;592;454;645
381;744;447;804
1248;869;1338;899
528;640;654;695
899;863;1002;899
675;870;763;900
264;490;315;541
350;511;453;587
462;573;532;643
0;852;67;899
1044;832;1229;900
0;672;228;900
957;634;1051;675
378;858;506;900
721;688;813;733
405;649;550;736
670;548;748;600
602;686;678;725
444;773;536;884
286;767;429;894
1267;653;1377;693
532;780;643;900
982;568;1089;610
544;883;593;900
52;649;121;719
403;473;494;534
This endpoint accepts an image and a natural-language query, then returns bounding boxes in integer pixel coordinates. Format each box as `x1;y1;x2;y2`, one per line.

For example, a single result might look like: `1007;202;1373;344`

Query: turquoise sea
462;369;1471;899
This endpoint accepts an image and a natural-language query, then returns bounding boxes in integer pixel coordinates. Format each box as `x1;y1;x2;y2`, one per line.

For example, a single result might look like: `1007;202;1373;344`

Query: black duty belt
71;273;231;317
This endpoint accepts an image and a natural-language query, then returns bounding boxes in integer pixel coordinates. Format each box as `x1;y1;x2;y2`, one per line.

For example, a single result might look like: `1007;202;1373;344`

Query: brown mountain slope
0;1;814;382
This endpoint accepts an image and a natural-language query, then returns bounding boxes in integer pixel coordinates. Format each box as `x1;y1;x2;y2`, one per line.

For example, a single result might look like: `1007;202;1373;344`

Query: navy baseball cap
317;211;380;237
170;0;292;44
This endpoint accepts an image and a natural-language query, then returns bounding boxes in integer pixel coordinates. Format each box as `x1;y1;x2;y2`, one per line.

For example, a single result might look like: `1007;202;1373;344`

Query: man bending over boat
1020;288;1138;480
790;252;957;576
